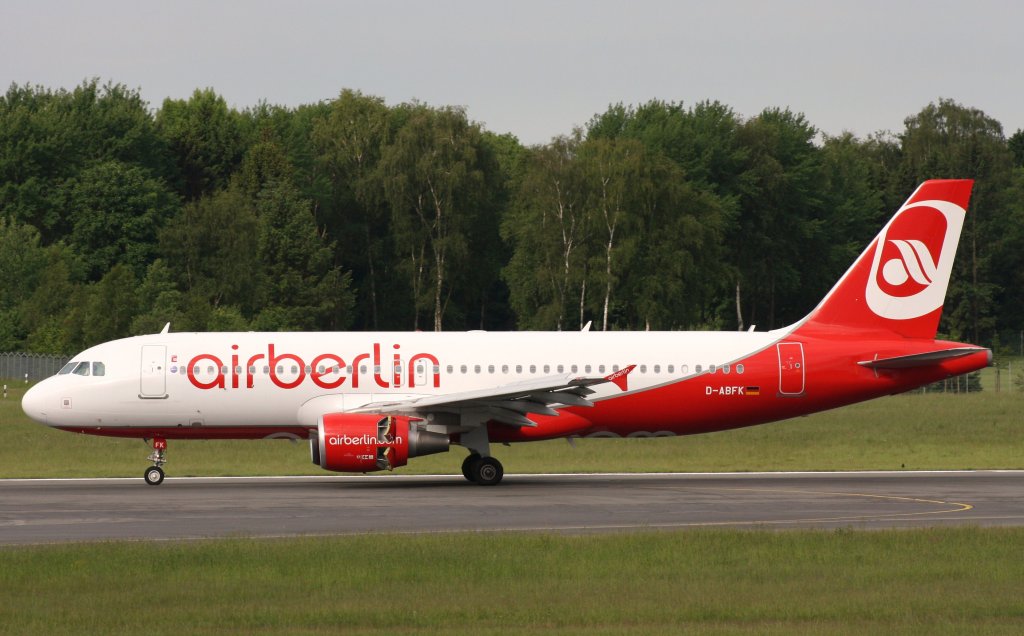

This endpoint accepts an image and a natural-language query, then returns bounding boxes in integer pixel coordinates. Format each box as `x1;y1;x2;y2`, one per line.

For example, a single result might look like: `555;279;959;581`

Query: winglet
605;365;636;391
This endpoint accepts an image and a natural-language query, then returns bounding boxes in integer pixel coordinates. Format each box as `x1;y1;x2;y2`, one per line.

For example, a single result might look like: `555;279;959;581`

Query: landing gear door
140;345;168;398
776;342;805;397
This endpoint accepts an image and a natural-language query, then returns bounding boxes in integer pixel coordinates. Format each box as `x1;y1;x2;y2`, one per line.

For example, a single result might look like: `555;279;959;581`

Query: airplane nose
21;383;49;425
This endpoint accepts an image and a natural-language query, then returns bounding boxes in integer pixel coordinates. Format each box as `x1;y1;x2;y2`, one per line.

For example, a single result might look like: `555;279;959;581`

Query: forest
1;79;1023;355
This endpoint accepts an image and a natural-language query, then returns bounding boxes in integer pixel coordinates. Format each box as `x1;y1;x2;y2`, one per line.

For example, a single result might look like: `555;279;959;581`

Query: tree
578;137;645;330
731;108;825;328
159;187;262;316
17;244;83;352
79;264;139;346
380;104;497;331
253;182;355;330
313;90;398;329
156;88;247;200
1009;129;1024;168
63;160;179;280
0;80;170;241
0;218;48;348
503;135;591;330
897;99;1015;343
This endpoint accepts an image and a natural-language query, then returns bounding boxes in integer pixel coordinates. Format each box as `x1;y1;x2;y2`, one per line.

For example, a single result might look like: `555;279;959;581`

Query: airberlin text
186;343;440;391
327;434;404;447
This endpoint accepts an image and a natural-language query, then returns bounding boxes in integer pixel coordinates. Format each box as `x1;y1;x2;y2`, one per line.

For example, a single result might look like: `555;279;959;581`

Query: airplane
21;179;990;486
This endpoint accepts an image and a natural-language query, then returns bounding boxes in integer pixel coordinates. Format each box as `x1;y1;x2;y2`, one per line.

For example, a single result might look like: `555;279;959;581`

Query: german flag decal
745;386;761;396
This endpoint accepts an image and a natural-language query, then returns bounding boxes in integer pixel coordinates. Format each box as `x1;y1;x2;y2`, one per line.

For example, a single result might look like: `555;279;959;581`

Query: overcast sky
2;0;1021;145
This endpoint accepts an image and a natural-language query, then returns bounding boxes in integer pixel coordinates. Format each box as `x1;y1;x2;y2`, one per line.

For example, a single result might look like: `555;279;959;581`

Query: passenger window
543;365;550;373
530;365;536;373
515;365;522;374
723;364;731;374
585;365;592;373
709;364;716;374
668;365;674;373
557;365;564;373
612;365;619;372
92;362;105;376
737;364;745;374
696;365;702;374
640;365;647;374
446;365;453;374
681;364;689;374
73;361;90;376
460;365;468;374
599;365;605;373
474;365;481;374
501;365;509;373
488;365;495;374
654;365;660;373
571;365;578;373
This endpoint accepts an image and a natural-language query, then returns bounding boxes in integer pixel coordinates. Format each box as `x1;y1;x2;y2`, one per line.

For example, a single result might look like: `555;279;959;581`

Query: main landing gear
461;453;504;486
144;437;167;486
459;425;504;485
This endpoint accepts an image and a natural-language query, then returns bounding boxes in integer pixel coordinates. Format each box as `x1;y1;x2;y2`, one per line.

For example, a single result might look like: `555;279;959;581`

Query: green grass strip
2;528;1023;634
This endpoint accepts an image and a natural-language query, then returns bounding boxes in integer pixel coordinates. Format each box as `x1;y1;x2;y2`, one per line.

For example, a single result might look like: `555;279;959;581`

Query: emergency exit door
776;342;805;397
140;345;167;398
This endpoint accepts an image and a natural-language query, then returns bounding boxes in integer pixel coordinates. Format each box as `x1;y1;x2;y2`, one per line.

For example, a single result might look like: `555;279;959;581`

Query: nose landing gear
144;437;167;485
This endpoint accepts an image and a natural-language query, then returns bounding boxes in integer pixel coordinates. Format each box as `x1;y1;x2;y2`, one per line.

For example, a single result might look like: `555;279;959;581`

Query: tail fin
802;179;973;339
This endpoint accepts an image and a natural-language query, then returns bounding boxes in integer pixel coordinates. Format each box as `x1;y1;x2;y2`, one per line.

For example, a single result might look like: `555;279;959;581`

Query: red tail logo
865;199;964;320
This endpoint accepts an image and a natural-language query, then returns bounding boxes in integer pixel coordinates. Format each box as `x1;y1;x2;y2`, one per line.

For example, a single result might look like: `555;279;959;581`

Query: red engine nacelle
311;413;449;473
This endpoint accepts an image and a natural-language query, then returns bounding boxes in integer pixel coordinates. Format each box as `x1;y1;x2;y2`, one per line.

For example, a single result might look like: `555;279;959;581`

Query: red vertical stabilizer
800;179;973;339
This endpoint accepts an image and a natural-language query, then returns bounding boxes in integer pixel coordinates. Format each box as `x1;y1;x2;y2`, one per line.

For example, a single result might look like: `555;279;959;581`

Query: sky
2;0;1022;145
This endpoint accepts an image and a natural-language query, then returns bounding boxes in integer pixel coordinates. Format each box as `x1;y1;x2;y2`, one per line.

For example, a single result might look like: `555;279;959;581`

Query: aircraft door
140;345;168;398
776;342;805;397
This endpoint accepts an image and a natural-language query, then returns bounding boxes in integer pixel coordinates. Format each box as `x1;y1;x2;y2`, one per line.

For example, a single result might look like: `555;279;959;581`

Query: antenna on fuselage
581;321;592;332
160;322;171;335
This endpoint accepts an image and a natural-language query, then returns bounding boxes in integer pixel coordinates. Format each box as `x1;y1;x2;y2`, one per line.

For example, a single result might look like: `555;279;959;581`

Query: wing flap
349;366;635;426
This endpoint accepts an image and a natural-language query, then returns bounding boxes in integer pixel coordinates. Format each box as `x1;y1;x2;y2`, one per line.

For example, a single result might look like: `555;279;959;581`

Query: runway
1;471;1023;544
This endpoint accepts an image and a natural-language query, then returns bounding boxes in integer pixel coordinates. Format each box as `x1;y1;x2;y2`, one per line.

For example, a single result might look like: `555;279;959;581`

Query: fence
0;352;71;382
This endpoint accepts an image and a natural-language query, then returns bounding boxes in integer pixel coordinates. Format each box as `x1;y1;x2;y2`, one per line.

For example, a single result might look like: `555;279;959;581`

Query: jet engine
311;413;449;472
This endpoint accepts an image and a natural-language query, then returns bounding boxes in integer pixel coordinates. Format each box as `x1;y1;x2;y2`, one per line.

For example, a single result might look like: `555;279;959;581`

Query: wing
349;365;636;428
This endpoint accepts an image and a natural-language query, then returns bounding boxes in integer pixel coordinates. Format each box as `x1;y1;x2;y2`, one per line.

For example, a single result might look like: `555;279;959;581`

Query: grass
1;528;1023;634
2;373;1023;479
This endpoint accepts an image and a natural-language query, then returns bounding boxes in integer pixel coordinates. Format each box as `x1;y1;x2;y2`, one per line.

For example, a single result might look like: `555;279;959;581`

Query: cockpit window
92;362;105;377
72;361;91;376
58;362;77;375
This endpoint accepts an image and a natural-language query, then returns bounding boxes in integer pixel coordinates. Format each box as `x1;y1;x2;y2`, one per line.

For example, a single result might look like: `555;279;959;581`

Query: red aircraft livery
22;180;990;486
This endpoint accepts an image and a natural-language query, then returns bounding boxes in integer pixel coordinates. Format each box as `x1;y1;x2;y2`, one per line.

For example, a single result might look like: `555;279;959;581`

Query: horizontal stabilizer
858;347;988;370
